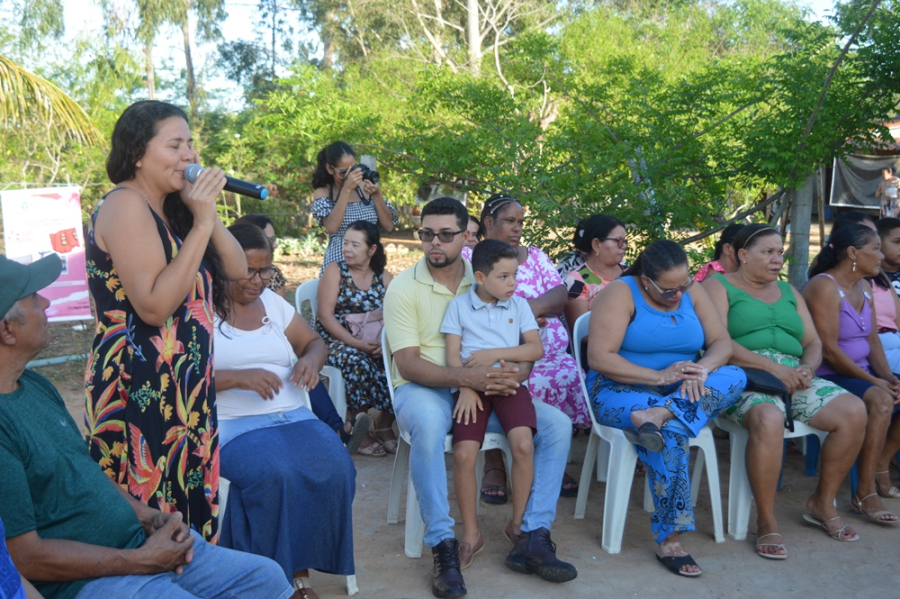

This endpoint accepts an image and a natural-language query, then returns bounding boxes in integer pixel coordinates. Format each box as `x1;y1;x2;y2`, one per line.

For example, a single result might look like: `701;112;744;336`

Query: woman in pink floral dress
463;194;588;500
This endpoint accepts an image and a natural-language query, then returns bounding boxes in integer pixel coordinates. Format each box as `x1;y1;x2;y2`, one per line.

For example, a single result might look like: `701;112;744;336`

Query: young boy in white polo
440;239;544;571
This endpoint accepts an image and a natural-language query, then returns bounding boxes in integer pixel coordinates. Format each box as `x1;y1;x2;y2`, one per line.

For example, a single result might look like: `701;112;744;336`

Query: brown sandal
293;577;320;599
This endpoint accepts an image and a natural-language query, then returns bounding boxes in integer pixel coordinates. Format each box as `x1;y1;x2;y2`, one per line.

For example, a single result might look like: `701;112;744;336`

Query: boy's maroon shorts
452;385;536;445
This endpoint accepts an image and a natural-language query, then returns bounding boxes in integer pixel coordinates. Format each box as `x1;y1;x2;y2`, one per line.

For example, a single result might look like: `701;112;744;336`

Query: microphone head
259;188;268;200
184;163;204;183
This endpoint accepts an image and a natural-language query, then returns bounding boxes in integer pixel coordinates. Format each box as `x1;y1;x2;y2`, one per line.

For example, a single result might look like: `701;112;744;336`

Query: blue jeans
394;382;571;548
75;531;294;599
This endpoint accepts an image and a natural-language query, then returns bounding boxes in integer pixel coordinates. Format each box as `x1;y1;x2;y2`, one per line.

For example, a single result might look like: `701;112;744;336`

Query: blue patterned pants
588;366;746;543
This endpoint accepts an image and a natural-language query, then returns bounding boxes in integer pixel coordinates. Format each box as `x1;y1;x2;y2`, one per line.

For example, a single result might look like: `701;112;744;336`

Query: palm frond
0;55;103;144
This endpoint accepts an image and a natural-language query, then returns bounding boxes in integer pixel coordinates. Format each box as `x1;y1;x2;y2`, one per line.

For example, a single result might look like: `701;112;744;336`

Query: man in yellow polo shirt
384;197;577;599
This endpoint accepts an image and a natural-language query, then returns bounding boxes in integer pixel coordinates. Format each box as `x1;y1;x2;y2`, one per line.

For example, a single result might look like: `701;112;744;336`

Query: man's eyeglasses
241;266;276;281
646;276;693;300
599;236;627;249
417;229;464;243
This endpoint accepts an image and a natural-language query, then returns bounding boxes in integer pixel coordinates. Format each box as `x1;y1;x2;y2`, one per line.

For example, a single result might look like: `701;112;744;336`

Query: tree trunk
270;1;277;77
467;0;481;74
320;8;335;70
144;40;156;100
181;12;198;123
787;173;815;288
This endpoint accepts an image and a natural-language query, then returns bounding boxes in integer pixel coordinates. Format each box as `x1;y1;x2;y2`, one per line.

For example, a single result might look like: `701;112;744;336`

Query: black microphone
184;164;268;200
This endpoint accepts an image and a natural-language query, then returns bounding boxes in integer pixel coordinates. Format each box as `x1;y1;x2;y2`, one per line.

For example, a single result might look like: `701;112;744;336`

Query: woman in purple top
804;223;900;525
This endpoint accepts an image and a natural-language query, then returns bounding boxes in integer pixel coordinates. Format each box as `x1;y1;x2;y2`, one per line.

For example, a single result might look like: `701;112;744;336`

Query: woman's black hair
104;101;229;322
624;239;687;280
234;214;275;232
106;100;189;184
572;215;625;254
468;214;483;241
479;193;522;227
346;220;387;275
808;223;876;278
311;141;356;189
227;223;271;252
713;223;747;260
731;223;780;256
808;211;877;277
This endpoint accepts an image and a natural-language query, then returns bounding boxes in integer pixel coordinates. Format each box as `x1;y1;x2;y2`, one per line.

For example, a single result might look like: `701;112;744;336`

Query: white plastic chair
570;313;724;553
294;278;348;420
218;365;360;595
716;416;828;541
381;328;513;558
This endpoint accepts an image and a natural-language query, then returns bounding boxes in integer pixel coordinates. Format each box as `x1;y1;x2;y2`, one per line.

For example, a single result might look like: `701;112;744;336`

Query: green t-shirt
716;274;804;357
0;370;144;599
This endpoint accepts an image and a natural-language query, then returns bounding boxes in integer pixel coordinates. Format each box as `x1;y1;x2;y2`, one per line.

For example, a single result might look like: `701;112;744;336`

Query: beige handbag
343;306;384;343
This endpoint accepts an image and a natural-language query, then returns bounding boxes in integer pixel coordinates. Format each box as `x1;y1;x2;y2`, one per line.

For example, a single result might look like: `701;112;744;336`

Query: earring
852;261;857;272
644;286;649;290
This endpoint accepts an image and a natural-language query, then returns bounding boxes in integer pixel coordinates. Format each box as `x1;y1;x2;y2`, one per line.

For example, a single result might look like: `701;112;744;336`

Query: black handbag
743;367;794;432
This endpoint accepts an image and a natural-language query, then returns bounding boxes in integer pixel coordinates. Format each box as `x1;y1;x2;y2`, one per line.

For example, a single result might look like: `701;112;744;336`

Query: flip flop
851;493;899;525
341;413;371;455
560;472;579;498
802;513;860;541
357;439;387;457
655;553;702;577
480;468;508;505
755;533;787;560
623;422;665;452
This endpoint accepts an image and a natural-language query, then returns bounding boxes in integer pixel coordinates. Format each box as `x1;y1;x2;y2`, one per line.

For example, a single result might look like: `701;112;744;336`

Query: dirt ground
33;230;900;599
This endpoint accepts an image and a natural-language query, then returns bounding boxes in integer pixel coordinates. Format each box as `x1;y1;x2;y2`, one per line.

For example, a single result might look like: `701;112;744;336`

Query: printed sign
1;186;92;321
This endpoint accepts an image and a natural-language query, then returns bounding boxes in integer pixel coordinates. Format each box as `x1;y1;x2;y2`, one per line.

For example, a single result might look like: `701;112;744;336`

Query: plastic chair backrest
381;327;396;404
573;312;602;432
295;279;319;327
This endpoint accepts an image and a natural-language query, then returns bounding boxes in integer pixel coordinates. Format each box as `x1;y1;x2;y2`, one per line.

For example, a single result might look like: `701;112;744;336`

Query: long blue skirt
219;419;356;578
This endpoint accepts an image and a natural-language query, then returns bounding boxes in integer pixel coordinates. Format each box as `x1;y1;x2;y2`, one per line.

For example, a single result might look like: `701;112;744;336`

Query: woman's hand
180;167;226;228
342;167;364;195
770;363;806;395
290;356;320;391
241;368;283;399
792;363;814;391
354;339;382;357
453;388;483;425
362;179;381;198
874;376;900;404
535;315;548;328
657;360;705;386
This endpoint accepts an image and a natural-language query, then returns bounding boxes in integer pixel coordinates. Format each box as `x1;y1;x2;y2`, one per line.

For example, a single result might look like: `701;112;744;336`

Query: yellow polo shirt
383;258;474;389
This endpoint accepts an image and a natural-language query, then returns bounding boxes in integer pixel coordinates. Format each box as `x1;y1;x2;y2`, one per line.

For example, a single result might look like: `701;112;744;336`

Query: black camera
351;163;380;185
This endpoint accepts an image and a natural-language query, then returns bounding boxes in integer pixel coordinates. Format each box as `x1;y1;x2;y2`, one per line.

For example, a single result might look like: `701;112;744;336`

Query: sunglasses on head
646;276;694;300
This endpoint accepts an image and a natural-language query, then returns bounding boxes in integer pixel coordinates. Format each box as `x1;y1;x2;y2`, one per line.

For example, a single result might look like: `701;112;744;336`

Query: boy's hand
463;349;499;368
453;388;483;425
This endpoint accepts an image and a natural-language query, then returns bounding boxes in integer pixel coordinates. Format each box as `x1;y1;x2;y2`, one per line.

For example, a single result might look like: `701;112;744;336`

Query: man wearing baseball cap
0;253;300;599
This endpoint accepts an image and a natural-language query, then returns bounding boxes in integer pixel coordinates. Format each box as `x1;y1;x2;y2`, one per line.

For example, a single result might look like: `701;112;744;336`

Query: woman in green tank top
703;224;866;556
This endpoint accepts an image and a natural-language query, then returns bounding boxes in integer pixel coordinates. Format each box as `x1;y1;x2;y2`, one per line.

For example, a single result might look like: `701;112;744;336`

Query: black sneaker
504;527;577;583
431;538;467;598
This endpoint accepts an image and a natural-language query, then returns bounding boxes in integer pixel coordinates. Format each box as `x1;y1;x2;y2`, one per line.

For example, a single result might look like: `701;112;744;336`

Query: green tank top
715;274;804;357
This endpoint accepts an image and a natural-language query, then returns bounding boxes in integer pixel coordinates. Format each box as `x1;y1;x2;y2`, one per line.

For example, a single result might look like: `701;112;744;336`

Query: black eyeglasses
241;266;276;281
646;277;694;300
599;236;627;249
417;229;464;243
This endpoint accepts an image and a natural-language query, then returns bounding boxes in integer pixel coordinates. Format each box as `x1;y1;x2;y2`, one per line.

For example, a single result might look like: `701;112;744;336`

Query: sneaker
431;538;467;598
504;527;577;583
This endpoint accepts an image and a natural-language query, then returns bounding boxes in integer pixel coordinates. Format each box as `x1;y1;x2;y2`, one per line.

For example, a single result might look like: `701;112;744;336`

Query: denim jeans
394;382;571;547
74;531;294;599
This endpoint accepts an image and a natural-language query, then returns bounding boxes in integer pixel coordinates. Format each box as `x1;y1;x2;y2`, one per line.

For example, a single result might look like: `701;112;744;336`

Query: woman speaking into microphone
84;100;247;541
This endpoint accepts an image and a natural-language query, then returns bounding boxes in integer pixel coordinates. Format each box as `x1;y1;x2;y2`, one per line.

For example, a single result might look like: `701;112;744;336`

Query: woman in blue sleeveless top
586;240;745;578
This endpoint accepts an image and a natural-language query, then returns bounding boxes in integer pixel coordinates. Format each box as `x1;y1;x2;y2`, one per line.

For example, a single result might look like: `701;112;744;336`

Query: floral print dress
462;245;590;427
316;261;393;413
84;204;219;542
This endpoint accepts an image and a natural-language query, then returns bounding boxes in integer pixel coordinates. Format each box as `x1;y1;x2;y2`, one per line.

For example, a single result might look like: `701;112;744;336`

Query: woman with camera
312;142;397;275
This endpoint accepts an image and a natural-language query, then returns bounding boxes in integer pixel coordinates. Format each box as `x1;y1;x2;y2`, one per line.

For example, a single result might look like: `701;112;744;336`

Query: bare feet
805;495;858;540
656;533;701;576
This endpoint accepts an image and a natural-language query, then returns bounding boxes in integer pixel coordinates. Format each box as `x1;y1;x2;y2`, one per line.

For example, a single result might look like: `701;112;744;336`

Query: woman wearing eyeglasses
317;220;396;456
563;215;627;337
312;142;397;275
464;193;588;501
234;214;287;298
214;224;356;598
703;223;867;556
587;239;745;577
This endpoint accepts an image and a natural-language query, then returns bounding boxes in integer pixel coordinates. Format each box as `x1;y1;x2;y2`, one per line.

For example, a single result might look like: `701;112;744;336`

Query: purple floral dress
463;245;590;426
